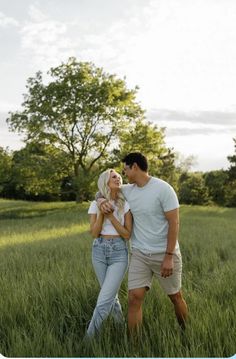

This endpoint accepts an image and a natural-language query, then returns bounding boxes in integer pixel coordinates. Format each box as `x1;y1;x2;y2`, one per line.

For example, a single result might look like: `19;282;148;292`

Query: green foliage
0;200;235;357
227;138;236;181
224;138;236;207
204;170;228;205
224;180;236;207
179;172;210;205
110;119;177;187
0;147;12;196
7;58;144;201
10;143;72;200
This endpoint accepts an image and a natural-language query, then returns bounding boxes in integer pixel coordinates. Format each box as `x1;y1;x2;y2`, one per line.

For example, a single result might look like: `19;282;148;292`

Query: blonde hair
97;169;125;222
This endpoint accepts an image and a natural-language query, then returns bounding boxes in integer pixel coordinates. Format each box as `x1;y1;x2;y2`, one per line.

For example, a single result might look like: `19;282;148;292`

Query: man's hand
160;255;174;278
99;199;114;214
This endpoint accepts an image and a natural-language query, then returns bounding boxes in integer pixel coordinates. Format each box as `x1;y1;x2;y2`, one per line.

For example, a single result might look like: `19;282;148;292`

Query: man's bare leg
128;287;146;334
168;291;188;329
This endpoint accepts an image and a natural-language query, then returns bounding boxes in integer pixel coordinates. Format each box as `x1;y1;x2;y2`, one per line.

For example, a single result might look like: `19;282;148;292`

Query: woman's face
108;170;121;190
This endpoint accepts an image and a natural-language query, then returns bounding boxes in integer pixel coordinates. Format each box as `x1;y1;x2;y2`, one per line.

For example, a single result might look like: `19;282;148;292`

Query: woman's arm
105;210;132;240
89;213;104;238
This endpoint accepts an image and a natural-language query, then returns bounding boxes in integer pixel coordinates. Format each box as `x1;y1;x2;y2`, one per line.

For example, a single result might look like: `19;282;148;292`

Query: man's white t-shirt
121;177;180;254
88;200;130;236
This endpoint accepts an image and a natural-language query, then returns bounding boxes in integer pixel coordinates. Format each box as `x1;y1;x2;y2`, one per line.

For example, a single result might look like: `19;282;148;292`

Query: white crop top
88;200;130;236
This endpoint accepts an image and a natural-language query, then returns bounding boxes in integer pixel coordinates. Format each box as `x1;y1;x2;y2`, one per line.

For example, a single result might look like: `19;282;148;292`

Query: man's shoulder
151;177;171;188
121;183;135;197
150;177;177;196
121;183;135;190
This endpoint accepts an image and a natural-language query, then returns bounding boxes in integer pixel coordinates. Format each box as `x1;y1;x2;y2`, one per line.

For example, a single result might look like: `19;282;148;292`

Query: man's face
122;163;135;183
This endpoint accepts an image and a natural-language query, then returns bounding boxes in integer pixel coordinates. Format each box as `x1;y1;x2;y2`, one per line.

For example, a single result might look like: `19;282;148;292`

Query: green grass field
0;199;235;358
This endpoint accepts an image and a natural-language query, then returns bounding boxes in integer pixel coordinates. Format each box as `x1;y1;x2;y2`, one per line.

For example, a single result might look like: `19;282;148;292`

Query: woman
86;169;132;337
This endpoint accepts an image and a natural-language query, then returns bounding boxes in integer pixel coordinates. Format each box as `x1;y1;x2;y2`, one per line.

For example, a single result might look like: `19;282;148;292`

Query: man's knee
168;291;184;304
128;288;146;309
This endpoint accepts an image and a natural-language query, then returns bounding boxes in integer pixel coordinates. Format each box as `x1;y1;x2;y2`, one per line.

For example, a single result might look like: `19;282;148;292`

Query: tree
0;147;12;197
227;138;236;181
109;119;177;187
179;172;209;205
225;138;236;207
204;170;228;205
7;58;144;201
175;153;197;173
10;143;72;200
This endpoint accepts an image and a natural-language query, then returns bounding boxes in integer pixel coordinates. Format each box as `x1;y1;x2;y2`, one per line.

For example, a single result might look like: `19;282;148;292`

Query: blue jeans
87;237;128;337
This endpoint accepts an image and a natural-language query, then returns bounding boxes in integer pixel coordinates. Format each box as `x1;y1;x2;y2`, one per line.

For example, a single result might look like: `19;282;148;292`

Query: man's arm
95;184;130;213
95;191;114;214
160;208;179;278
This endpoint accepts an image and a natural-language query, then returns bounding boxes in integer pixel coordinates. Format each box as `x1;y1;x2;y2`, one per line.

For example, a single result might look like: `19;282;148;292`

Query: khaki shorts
128;248;182;295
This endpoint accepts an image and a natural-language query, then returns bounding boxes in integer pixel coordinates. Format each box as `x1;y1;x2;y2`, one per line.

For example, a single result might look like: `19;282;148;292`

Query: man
99;152;188;333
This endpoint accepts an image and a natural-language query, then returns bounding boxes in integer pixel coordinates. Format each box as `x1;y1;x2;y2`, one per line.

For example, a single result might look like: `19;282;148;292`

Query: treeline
0;57;235;206
0;140;235;207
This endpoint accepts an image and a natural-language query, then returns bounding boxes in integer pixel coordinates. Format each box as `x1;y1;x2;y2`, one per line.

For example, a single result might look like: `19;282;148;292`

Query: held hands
160;254;174;278
99;199;115;215
104;212;114;220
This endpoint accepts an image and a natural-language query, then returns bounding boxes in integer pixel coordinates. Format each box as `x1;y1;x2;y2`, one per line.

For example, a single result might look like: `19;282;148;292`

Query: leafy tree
227;138;236;181
225;138;236;206
0;147;12;197
109;119;177;187
175;153;197;173
204;170;228;205
11;143;72;200
7;58;143;201
179;172;209;205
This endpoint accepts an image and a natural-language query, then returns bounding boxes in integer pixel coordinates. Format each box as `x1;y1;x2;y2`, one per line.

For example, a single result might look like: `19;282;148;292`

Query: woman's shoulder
88;200;98;214
124;200;130;213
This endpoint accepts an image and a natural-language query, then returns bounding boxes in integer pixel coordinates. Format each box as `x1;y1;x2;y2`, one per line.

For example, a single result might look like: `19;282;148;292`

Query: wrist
165;251;174;256
97;198;107;209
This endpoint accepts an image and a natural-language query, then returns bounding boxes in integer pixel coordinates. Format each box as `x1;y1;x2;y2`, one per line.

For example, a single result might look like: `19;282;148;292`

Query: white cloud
20;5;76;70
1;0;236;171
0;11;19;28
67;0;236;112
166;133;234;171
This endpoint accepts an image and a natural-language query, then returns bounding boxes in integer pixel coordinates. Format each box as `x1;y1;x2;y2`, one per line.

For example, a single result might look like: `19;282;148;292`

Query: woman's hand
99;200;114;214
104;212;114;220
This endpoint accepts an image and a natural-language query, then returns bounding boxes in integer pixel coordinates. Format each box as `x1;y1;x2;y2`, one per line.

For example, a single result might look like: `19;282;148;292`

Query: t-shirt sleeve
88;201;98;214
161;184;179;212
124;201;130;214
121;184;132;199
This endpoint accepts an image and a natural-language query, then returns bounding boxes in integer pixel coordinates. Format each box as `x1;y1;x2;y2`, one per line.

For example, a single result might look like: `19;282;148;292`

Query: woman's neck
110;189;118;200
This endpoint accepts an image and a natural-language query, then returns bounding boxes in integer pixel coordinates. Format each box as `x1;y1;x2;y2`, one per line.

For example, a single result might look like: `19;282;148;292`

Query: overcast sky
0;0;236;171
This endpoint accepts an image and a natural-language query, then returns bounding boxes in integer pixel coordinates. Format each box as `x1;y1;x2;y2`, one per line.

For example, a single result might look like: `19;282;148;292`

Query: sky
0;0;236;171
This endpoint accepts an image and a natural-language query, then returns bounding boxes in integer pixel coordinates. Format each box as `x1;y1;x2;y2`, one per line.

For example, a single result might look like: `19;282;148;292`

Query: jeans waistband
97;237;124;244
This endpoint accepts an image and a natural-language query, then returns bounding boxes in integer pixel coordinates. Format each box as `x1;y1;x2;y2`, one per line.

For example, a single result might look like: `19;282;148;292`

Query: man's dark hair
122;152;148;172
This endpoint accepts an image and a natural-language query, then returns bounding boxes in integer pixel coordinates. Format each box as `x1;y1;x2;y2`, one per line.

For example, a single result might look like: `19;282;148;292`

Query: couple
87;152;188;338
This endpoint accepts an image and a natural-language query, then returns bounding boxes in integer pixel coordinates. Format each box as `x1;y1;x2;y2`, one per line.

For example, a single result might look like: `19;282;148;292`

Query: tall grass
0;199;235;357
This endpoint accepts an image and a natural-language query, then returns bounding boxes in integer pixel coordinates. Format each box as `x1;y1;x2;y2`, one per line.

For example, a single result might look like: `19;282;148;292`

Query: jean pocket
93;238;99;247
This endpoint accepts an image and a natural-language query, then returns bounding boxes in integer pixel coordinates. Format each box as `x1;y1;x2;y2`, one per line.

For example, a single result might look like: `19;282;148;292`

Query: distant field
0;199;235;357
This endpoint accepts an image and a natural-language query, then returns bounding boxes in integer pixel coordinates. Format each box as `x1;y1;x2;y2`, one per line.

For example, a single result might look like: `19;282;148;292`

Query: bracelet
165;252;173;255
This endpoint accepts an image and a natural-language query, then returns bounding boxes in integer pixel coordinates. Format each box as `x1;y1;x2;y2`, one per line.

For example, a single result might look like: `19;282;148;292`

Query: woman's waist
95;236;126;245
99;234;121;239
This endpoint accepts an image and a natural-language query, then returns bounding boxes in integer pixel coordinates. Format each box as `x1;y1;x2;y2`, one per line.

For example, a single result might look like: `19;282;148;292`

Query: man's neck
135;173;151;187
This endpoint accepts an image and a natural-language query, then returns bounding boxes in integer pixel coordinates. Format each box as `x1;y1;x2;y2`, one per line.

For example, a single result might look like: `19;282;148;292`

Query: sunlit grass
0;199;235;357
